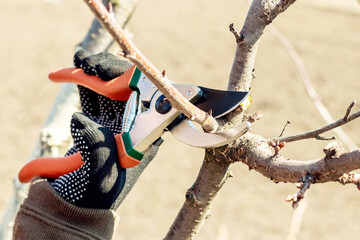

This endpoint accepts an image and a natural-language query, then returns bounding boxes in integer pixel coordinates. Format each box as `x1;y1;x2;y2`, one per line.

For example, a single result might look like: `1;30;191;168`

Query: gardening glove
49;50;160;209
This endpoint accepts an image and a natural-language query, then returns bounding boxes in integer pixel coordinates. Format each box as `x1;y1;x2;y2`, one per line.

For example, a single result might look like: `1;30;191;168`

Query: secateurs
18;64;251;183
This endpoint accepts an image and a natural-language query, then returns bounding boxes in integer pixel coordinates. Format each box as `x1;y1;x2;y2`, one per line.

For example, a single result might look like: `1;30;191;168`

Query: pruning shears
18;65;252;183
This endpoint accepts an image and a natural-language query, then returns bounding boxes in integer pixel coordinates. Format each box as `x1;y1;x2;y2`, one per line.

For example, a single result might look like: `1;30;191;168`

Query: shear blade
195;87;249;118
170;120;250;148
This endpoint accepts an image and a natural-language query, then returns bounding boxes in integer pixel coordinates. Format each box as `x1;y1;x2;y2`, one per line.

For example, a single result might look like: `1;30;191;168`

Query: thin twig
276;110;360;143
279;120;291;137
83;0;219;132
315;135;336;141
344;100;356;121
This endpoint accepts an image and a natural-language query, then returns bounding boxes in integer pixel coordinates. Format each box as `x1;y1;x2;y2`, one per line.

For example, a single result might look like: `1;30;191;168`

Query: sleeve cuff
13;178;119;240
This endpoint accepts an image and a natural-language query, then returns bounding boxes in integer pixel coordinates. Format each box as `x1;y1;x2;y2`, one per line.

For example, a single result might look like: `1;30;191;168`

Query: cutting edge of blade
196;87;250;118
169;120;251;148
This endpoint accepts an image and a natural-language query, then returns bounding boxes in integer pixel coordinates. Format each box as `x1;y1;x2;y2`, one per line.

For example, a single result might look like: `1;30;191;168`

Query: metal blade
170;120;250;148
134;74;250;119
136;72;158;104
195;87;249;118
129;73;251;150
129;84;202;153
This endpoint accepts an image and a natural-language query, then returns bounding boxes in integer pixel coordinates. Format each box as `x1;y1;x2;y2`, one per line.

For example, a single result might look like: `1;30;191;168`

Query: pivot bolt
155;95;172;114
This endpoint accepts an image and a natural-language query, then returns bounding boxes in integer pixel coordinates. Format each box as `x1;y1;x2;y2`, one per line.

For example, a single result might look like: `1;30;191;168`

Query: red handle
48;65;137;101
18;133;143;183
18;152;83;183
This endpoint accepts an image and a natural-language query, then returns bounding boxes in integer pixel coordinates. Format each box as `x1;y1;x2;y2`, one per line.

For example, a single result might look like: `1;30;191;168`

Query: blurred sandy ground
0;0;359;239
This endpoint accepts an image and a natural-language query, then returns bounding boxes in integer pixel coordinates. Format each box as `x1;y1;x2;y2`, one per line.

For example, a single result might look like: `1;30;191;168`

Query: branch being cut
80;0;138;53
83;0;218;133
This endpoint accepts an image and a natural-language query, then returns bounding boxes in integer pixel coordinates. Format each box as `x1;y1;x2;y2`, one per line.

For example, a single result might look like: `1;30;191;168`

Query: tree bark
221;133;360;184
228;0;296;91
164;152;232;239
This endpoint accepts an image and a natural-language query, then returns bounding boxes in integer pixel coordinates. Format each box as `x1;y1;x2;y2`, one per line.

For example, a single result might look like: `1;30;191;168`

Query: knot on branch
229;23;244;46
243;111;263;123
338;172;360;191
206;142;246;166
323;142;346;161
185;189;201;207
259;0;297;24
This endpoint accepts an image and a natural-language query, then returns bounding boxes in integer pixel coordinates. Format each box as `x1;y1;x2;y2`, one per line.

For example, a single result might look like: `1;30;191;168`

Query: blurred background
0;0;359;239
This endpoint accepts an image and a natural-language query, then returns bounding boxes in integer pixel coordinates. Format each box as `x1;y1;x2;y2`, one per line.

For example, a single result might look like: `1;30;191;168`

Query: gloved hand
51;112;125;209
49;50;159;209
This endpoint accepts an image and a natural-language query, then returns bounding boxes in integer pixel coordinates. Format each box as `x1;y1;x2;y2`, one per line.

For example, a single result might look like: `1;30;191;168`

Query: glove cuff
13;178;119;240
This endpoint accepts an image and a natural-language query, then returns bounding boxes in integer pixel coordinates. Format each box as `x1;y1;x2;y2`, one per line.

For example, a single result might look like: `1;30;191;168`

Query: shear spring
122;91;140;132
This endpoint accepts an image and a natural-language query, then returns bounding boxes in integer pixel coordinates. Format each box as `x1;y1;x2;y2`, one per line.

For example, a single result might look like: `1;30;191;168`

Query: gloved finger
95;53;132;81
74;49;132;80
52;112;126;209
73;48;91;69
73;49;131;119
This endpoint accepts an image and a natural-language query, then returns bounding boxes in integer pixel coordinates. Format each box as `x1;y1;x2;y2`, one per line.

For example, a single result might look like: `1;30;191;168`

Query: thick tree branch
227;133;360;184
83;0;219;133
164;153;232;240
167;0;360;239
166;0;301;238
166;132;360;239
228;0;297;91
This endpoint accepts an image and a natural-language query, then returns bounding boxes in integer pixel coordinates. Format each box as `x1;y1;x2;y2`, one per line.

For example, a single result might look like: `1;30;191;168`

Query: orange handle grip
18;133;144;183
18;152;83;183
48;65;137;101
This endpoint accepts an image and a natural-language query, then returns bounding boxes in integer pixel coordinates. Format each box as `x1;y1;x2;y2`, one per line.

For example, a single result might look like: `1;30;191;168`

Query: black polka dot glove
35;50;159;209
51;112;126;209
